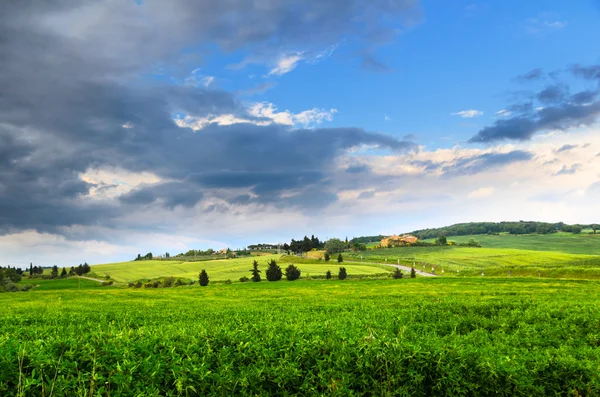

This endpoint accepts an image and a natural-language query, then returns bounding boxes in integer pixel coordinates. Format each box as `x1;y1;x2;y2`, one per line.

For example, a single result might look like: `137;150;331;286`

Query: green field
92;255;390;283
347;246;600;278
430;233;600;255
2;278;600;395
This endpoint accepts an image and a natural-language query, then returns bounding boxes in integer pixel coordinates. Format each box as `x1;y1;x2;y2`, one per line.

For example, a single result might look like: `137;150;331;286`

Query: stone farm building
380;234;418;247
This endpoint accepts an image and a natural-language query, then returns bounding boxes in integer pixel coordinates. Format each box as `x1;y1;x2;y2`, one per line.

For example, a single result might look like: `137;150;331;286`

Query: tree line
410;221;594;239
27;263;91;278
0;266;33;292
350;221;598;243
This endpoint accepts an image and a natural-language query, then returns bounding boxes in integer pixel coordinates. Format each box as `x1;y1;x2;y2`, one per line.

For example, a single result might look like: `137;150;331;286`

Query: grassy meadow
431;232;600;255
92;254;390;283
2;278;600;395
342;232;600;279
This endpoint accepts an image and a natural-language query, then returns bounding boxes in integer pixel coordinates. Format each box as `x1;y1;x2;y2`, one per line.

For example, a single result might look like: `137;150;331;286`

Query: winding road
346;260;438;277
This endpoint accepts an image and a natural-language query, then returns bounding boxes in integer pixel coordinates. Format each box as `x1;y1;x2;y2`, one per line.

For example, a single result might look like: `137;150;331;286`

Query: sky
1;0;600;266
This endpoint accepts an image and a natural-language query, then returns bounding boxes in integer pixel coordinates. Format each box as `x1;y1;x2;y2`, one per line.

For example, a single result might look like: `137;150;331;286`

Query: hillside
433;233;600;255
92;254;390;282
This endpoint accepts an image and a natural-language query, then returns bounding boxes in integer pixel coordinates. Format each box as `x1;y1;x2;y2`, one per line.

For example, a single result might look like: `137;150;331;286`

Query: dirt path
77;276;108;283
345;260;438;277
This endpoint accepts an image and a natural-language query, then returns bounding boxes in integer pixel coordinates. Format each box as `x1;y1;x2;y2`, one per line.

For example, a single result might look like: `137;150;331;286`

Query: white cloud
495;110;511;117
267;45;337;76
525;14;568;35
268;53;305;76
184;68;215;87
467;187;495;199
451;109;483;118
175;102;337;131
384;113;391;121
248;102;294;125
293;108;337;128
80;167;162;199
121;121;134;129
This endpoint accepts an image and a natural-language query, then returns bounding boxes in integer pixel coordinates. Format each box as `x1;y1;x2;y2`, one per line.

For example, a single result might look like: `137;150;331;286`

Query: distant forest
351;221;598;243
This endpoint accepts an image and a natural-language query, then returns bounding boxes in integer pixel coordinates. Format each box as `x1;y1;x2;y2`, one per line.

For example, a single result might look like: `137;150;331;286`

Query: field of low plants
425;233;600;255
92;255;389;283
346;246;600;278
1;278;600;395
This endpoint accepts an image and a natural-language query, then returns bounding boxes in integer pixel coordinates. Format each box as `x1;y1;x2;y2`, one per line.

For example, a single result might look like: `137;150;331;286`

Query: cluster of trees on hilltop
247;244;279;250
409;221;598;240
1;266;33;292
27;263;91;278
350;235;386;244
285;235;324;253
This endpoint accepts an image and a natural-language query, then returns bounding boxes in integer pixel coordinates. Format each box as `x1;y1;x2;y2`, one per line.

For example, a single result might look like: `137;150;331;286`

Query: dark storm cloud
570;90;598;105
570;64;600;80
470;64;600;143
442;150;534;177
120;182;204;209
556;144;578;153
470;99;600;143
537;84;569;103
516;68;544;82
554;164;581;176
0;0;421;234
506;102;534;114
345;164;371;174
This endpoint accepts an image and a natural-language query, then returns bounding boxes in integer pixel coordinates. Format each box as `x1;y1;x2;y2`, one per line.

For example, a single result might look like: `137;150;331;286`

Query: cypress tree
266;259;282;281
337;253;343;263
285;264;301;281
410;267;416;278
250;260;261;282
324;252;330;262
199;269;209;286
60;267;67;277
326;270;332;280
338;267;347;280
393;268;403;279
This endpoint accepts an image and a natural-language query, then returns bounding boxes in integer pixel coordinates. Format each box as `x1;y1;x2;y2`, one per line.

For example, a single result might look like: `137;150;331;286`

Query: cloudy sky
2;0;600;266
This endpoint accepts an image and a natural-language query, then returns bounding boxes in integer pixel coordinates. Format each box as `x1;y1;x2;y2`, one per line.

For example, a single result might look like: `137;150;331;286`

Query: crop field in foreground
2;278;600;396
91;255;389;283
346;246;600;279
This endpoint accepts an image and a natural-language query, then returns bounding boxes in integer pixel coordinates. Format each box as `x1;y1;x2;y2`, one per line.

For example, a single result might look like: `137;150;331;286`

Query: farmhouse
381;234;418;247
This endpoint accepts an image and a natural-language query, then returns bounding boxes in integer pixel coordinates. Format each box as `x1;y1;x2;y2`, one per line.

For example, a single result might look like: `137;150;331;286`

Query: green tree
410;267;416;278
337;253;343;263
324;252;330;262
338;267;347;280
591;224;599;234
436;234;447;245
82;262;91;274
29;263;32;277
250;260;261;282
301;236;312;253
572;225;583;234
50;265;59;279
325;238;346;255
266;259;282;281
393;268;403;279
326;270;332;280
199;269;209;286
285;264;301;281
60;267;67;277
69;267;75;276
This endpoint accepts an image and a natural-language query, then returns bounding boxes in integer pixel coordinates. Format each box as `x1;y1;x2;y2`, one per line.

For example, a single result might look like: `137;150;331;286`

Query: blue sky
1;0;600;265
188;0;600;147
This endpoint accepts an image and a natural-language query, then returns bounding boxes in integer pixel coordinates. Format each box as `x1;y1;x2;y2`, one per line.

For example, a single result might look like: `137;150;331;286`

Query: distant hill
351;221;596;243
